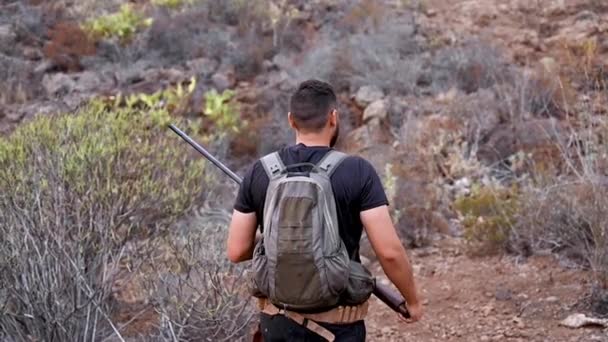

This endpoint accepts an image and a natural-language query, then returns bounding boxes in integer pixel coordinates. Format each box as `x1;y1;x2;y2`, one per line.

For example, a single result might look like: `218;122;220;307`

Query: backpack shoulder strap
317;150;348;177
260;152;286;180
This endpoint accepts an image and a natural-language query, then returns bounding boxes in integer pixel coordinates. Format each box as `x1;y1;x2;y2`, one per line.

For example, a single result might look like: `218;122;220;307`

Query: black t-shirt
233;143;389;261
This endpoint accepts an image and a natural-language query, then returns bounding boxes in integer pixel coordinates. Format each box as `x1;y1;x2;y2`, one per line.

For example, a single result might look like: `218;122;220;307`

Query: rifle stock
169;123;410;319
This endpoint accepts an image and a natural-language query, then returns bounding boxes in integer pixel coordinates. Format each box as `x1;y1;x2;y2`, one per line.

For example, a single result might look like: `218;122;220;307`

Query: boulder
42;73;75;96
272;53;292;70
73;71;102;93
362;99;388;124
212;63;236;91
187;58;219;76
212;73;232;91
354;85;384;107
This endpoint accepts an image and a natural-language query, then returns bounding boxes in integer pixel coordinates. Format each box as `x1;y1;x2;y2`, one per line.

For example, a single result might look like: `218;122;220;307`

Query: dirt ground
365;237;605;342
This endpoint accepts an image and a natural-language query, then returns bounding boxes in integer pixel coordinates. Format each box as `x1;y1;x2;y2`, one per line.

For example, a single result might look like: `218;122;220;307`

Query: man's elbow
377;246;404;264
227;245;250;263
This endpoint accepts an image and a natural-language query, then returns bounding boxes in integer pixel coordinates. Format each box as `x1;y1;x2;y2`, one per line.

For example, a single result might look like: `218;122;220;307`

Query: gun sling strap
257;298;369;342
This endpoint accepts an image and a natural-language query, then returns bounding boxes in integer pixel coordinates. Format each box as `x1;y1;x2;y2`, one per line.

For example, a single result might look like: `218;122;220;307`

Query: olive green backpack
249;150;374;311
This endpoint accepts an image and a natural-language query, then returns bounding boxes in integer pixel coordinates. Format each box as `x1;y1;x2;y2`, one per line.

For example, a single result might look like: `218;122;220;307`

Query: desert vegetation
1;0;608;340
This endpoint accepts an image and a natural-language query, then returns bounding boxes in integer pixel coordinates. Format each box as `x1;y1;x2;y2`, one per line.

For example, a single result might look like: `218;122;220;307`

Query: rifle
168;124;410;319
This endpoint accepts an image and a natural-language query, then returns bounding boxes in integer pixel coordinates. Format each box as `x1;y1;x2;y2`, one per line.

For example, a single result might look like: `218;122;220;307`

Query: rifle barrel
168;124;243;184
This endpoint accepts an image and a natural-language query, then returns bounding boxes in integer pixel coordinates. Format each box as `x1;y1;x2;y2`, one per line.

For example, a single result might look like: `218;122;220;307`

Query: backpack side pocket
342;260;375;306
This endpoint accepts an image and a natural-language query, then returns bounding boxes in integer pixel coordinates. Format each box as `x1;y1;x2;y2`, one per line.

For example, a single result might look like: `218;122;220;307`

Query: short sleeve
358;158;390;211
233;161;257;213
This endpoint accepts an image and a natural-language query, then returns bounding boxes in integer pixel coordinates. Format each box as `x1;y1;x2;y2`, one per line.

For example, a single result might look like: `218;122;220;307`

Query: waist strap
257;298;369;342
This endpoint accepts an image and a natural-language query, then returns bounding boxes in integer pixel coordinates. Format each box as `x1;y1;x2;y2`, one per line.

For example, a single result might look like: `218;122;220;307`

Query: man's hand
399;301;423;323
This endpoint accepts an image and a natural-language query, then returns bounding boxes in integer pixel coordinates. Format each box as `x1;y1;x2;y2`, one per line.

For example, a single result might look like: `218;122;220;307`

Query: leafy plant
82;4;153;42
122;77;197;115
203;89;244;134
152;0;193;10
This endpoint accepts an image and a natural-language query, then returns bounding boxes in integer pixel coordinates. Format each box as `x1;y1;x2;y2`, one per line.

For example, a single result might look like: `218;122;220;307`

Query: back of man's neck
296;136;330;147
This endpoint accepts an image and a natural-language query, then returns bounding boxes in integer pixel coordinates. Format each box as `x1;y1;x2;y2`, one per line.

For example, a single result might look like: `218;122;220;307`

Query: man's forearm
378;247;419;306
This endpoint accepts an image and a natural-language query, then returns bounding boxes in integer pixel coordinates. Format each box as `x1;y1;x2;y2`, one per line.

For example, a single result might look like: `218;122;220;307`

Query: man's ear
329;109;338;127
288;112;298;130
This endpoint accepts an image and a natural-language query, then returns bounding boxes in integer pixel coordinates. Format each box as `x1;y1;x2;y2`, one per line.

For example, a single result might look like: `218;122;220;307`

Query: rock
0;24;15;44
425;8;437;17
212;73;232;91
539;57;558;73
163;68;186;84
436;87;459;103
482;302;494;317
211;63;236;91
22;47;42;61
362;99;388;123
354;85;384;107
545;296;559;303
560;313;608;329
512;316;525;329
187;58;219;76
495;287;513;301
73;71;102;93
42;73;75;96
34;60;55;74
6;110;24;123
272;54;292;70
268;70;289;87
118;60;154;85
453;177;471;196
575;10;597;22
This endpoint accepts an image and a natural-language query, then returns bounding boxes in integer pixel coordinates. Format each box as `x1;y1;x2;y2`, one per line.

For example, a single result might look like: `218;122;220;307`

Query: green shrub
203;89;244;134
152;0;193;9
454;184;520;254
0;100;212;340
82;4;152;42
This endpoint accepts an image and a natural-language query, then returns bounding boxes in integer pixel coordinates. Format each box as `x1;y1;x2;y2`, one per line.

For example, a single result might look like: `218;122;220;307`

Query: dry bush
454;184;520;256
0;54;39;106
385;115;468;247
291;14;422;93
504;101;608;293
43;21;97;72
517;181;608;288
142;210;256;341
430;40;512;94
0;99;250;340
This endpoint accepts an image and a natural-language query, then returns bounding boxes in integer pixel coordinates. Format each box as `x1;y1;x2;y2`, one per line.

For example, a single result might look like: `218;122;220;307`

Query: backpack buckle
269;164;281;174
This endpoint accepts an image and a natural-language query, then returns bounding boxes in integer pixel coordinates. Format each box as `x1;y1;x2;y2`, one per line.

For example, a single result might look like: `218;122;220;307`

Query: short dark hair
289;79;337;132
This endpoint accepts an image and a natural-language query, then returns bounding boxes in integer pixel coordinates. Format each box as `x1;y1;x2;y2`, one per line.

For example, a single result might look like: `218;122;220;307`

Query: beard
330;123;340;148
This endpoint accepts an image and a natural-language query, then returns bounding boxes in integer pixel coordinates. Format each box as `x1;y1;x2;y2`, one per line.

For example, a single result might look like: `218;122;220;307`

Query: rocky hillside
1;0;608;340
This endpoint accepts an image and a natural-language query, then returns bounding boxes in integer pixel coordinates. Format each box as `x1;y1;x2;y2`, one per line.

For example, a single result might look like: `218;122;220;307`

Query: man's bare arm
226;209;258;263
360;205;421;315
